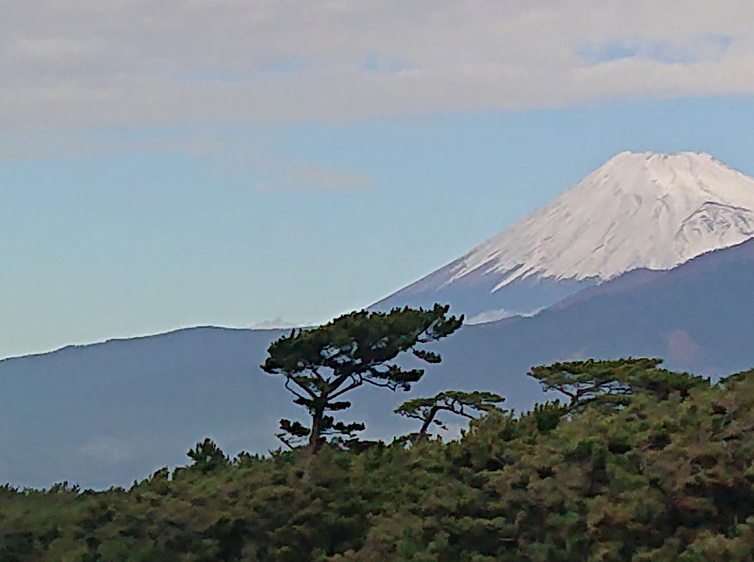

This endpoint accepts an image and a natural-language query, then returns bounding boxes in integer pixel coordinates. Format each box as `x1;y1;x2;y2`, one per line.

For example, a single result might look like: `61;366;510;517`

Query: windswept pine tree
528;357;708;412
261;304;463;456
395;390;504;435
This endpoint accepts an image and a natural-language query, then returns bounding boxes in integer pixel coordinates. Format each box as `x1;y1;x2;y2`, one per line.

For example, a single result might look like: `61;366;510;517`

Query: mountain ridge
2;237;754;488
374;151;754;321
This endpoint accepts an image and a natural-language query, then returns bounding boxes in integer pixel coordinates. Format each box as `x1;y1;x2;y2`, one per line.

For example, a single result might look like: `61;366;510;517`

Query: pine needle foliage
261;304;463;454
529;357;708;412
395;390;505;435
5;359;754;561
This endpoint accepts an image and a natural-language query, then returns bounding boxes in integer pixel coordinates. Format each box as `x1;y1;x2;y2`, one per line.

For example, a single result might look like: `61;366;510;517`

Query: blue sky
3;1;754;358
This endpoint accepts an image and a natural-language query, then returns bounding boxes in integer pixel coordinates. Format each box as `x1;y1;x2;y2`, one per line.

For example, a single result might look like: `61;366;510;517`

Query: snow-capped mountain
373;151;754;322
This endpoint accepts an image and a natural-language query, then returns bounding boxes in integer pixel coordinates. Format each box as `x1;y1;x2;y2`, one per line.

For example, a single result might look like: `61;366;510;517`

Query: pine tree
261;304;463;456
395;390;504;435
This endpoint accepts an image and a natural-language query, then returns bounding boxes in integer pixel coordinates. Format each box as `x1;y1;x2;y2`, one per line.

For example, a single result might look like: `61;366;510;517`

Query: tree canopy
4;359;754;561
395;390;504;435
529;357;708;412
261;304;463;454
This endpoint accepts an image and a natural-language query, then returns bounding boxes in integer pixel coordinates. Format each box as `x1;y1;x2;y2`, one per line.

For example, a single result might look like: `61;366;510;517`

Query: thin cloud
1;0;754;131
665;330;700;367
250;317;302;330
577;34;734;66
0;131;226;162
78;436;133;464
256;164;372;192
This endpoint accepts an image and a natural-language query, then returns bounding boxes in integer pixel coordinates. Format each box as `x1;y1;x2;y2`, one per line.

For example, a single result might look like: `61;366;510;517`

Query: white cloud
79;436;133;464
466;309;515;325
664;330;700;366
1;0;754;131
250;317;302;330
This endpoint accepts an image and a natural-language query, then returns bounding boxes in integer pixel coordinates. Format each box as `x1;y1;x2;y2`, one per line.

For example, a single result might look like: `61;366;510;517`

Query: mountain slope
0;328;290;489
1;239;754;489
374;152;754;321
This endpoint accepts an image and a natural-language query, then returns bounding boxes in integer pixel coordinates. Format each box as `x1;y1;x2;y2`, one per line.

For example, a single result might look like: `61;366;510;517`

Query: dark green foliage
186;438;230;473
262;304;463;453
719;368;754;389
5;360;754;561
529;400;568;434
529;357;708;412
395;390;505;435
275;420;311;449
0;532;35;562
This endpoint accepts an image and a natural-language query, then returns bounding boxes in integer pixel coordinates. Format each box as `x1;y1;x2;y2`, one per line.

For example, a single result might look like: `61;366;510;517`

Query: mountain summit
373;151;754;322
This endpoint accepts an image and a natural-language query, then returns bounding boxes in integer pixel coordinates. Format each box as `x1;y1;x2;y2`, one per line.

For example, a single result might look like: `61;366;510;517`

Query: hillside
2;362;754;561
1;239;753;488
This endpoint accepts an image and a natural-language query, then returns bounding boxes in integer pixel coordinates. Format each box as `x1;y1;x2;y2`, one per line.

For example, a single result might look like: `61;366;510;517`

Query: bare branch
330;379;363;399
363;378;398;390
284;377;315;401
275;433;294;451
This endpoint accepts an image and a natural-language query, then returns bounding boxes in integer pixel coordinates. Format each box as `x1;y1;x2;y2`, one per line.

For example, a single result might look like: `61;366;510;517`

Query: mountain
373;152;754;322
1;238;753;489
0;328;290;489
433;237;754;387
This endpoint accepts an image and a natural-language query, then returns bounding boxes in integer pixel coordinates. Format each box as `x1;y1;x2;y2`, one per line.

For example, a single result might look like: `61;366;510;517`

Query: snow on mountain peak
450;151;754;290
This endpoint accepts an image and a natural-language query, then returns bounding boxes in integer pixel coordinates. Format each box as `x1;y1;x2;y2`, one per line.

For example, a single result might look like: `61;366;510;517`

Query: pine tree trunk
419;406;440;435
304;404;325;480
307;407;324;454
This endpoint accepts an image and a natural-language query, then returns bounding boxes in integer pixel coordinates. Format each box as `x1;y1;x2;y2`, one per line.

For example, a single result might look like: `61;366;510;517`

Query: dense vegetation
3;308;754;561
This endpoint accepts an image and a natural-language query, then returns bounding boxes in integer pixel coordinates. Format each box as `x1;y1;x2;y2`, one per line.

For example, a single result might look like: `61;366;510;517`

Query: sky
3;0;754;359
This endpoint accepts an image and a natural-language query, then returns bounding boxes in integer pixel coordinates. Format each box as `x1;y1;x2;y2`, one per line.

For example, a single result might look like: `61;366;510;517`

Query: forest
2;306;754;561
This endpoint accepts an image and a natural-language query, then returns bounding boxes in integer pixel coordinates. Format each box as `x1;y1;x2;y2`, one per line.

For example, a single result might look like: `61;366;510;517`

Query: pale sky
3;1;754;358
